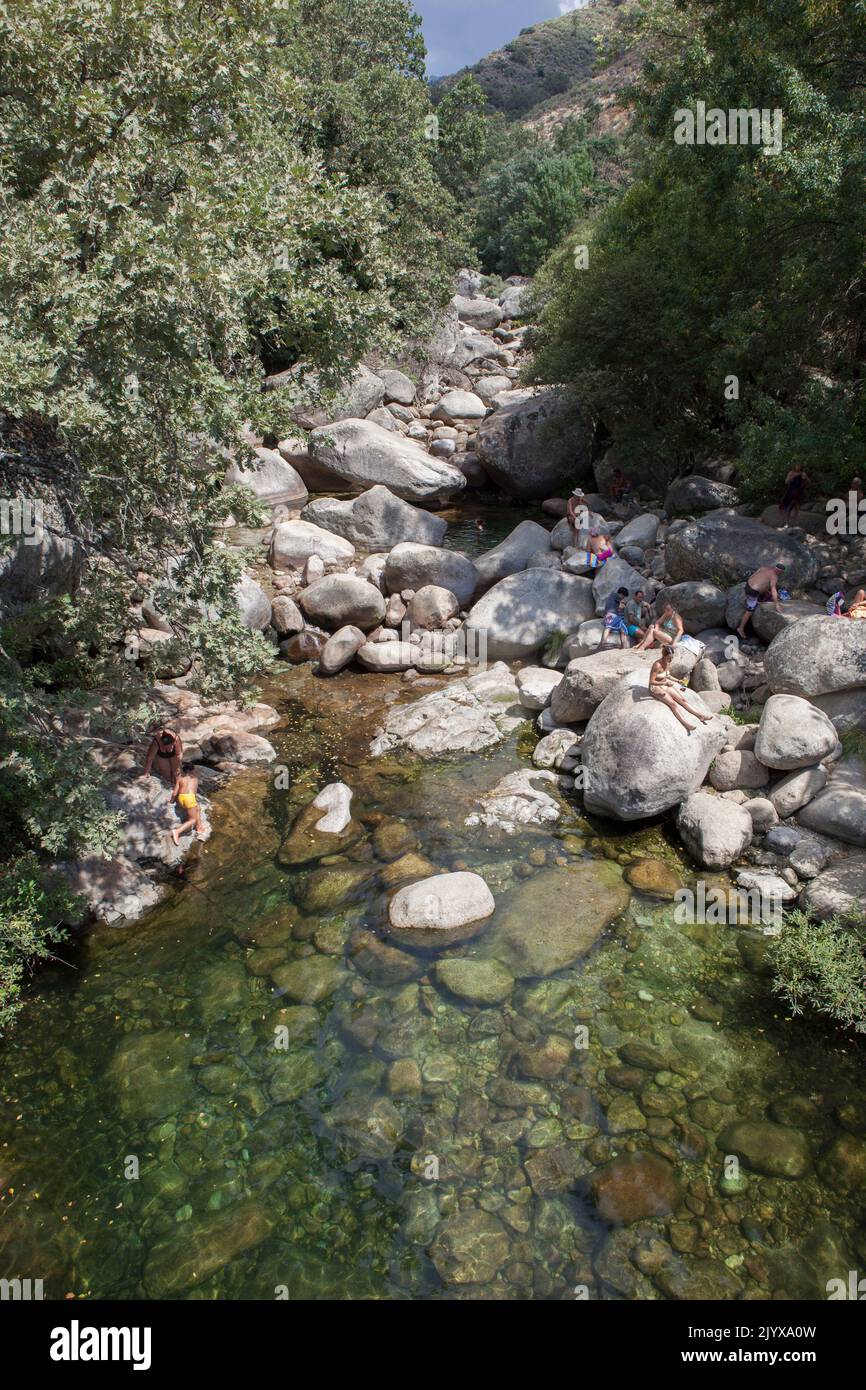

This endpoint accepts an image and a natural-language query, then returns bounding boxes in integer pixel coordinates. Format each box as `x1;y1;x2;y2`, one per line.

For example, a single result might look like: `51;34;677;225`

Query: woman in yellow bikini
171;763;204;845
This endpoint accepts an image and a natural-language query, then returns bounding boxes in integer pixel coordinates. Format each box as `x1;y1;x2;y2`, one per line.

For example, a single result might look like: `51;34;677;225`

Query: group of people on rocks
141;726;204;845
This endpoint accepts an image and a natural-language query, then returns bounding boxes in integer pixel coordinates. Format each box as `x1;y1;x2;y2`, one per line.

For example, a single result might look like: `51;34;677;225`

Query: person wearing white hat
566;486;590;547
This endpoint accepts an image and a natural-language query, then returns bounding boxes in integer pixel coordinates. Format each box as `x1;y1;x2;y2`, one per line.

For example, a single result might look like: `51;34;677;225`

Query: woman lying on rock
635;601;683;651
648;647;714;733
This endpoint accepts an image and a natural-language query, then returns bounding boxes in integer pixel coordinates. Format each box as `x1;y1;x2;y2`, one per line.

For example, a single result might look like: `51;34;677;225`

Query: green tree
530;0;866;493
431;73;490;205
0;0;466;1024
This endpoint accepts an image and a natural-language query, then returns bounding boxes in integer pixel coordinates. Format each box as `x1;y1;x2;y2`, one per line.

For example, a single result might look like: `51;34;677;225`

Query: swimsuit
178;792;197;809
743;581;767;612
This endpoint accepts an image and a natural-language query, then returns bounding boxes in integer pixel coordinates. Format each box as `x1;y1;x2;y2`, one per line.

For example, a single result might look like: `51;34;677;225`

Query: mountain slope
431;1;638;125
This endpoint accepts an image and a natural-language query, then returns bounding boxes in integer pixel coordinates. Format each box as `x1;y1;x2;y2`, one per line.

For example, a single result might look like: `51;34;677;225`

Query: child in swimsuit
171;763;204;845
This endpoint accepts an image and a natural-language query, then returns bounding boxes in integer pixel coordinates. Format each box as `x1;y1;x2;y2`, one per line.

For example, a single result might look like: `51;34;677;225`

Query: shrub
769;910;866;1035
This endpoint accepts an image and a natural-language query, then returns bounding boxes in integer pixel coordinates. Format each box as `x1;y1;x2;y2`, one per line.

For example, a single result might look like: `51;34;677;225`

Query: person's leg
653;689;695;730
171;814;196;846
670;688;712;723
635;625;656;650
736;604;753;639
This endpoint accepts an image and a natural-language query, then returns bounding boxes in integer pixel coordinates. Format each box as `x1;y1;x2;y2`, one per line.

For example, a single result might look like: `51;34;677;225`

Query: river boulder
299;575;385;632
665;475;739;515
665;515;819;588
764;616;866;697
754;694;839;769
384;543;479;607
309;418;466;503
301;486;446;550
269;519;355;571
797;759;866;846
387;871;495;948
677;791;753;868
653;581;727;634
225;445;309;510
581;675;728;820
472;519;552;592
474;388;590;500
465;569;595;661
485;861;631;978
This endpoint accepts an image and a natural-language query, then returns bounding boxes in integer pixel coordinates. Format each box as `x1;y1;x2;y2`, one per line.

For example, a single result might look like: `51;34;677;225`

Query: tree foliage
0;0;467;1024
529;0;866;493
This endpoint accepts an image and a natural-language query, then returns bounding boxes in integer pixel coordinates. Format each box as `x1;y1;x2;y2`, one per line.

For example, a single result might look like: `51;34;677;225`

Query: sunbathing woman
649;647;714;733
636;602;683;651
844;588;866;620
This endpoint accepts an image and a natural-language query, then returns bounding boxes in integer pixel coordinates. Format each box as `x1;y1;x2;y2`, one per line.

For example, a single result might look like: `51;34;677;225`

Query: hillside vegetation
432;2;630;121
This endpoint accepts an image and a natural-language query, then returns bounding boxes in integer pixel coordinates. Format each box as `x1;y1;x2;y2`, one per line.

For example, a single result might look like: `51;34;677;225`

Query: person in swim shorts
736;562;785;638
601;587;631;648
624;589;652;641
171;763;204;845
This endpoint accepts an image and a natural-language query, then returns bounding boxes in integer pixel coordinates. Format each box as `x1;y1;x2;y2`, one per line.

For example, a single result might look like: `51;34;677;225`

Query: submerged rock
434;958;514;1006
370;662;522;758
485;861;630;978
717;1120;811;1179
428;1209;510;1285
143;1201;274;1297
464;768;563;834
278;792;364;865
589;1152;683;1225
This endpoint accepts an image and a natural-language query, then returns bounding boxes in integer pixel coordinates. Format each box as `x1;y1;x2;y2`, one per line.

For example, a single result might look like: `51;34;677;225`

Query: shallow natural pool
2;532;865;1300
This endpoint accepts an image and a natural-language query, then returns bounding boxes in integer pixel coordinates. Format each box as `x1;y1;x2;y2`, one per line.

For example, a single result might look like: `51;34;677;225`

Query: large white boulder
754;694;839;770
474;388;590;501
299;575;386;632
581;674;728;820
677;792;753;868
384;543;479;607
516;667;563;711
432;390;486;422
797;759;866;846
765;617;866;698
768;766;828;817
472;519;552;592
387;871;496;944
225;446;308;509
465;569;596;661
665;515;819;589
451;294;503;330
301;486;446;550
308;418;466;503
269;520;355;571
552;650;658;724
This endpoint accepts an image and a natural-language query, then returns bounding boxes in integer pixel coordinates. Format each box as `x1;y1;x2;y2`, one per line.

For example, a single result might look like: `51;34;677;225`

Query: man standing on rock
736;562;786;639
566;487;590;548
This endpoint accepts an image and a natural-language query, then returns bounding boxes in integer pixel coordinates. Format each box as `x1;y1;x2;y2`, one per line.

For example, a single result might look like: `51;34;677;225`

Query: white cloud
559;0;590;12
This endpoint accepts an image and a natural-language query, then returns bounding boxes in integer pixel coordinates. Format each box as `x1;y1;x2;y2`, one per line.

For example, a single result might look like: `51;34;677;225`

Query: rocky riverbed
3;275;866;1301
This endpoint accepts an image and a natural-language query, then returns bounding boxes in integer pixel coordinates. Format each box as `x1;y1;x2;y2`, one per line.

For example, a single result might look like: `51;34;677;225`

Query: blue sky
414;1;590;78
